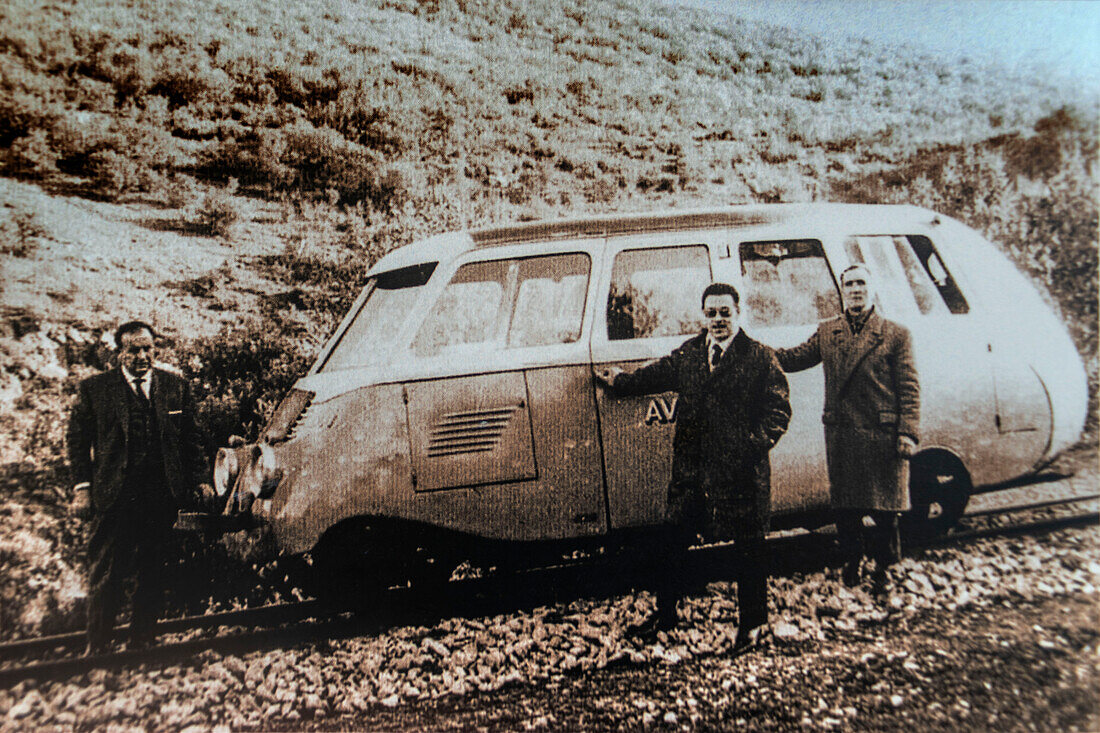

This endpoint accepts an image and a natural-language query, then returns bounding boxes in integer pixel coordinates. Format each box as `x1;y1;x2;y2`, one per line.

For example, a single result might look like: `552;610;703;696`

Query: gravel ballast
1;507;1097;731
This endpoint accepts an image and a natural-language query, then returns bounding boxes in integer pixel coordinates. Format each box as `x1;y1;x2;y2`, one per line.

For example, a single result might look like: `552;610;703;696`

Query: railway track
1;500;1096;689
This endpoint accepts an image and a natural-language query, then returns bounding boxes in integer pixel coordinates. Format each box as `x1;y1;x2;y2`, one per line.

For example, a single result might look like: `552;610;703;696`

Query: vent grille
263;389;314;444
426;405;519;457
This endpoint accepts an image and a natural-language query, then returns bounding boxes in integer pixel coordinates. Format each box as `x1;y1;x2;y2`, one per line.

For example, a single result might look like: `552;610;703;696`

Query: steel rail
0;600;325;662
7;473;1086;662
934;508;1099;546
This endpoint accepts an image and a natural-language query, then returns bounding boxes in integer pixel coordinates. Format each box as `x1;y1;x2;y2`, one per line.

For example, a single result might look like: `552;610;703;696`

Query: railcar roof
368;203;937;276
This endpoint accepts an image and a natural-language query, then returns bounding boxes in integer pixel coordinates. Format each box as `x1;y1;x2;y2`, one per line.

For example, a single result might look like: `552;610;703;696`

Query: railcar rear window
739;239;840;328
606;245;711;340
412;253;590;358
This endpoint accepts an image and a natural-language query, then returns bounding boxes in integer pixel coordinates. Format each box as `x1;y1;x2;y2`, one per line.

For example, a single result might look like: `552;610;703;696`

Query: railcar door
403;250;607;541
592;238;714;529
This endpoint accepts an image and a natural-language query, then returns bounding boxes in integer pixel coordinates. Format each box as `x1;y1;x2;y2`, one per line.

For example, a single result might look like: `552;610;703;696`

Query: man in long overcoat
776;264;920;592
596;282;791;651
68;320;211;653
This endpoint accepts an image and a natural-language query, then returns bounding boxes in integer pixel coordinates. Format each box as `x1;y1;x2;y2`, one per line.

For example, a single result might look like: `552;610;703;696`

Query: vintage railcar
211;204;1087;589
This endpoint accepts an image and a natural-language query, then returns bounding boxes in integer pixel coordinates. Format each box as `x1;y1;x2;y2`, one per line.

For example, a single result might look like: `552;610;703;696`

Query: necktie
710;343;723;371
132;376;149;403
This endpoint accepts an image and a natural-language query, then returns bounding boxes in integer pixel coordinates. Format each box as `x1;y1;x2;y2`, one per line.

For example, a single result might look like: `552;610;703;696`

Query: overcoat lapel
150;369;168;418
706;330;747;385
835;312;884;394
110;368;131;437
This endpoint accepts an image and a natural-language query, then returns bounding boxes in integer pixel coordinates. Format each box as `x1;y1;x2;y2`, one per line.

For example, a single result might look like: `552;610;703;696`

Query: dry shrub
584;178;619;205
192;188;240;238
0;209;46;257
4;128;57;177
163;173;198;209
180;319;315;453
200;122;409;210
86;149;143;199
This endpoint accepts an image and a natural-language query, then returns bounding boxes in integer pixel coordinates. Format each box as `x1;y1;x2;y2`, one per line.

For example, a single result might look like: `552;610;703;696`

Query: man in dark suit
68;320;212;653
596;282;791;652
776;264;920;594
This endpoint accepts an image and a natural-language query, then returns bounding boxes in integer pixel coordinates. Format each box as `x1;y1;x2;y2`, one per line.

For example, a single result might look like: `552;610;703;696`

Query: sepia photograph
0;0;1096;729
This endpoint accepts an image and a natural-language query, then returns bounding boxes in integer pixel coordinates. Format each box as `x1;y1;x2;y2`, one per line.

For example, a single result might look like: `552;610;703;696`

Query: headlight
237;442;283;499
213;447;241;497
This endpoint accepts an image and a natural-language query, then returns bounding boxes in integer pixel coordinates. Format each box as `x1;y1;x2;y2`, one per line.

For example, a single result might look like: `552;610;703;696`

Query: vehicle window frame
595;242;715;346
408;250;594;362
315;262;437;373
736;238;842;331
844;234;970;317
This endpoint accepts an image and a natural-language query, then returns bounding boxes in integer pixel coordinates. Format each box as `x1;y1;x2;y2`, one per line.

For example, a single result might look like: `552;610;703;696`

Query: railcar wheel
308;521;407;607
308;521;459;607
405;542;457;588
901;452;971;544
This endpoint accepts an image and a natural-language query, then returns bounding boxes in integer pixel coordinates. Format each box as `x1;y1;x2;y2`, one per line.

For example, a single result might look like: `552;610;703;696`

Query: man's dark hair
839;263;872;285
114;320;156;347
701;282;740;308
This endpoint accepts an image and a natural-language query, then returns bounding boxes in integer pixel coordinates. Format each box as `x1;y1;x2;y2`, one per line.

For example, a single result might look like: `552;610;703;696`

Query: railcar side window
739;239;840;328
507;254;590;348
606;245;711;340
845;235;969;315
413;253;590;357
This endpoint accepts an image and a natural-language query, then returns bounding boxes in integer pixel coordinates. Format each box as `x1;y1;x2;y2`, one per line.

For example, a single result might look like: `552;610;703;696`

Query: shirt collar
706;328;737;353
844;305;874;333
120;366;151;393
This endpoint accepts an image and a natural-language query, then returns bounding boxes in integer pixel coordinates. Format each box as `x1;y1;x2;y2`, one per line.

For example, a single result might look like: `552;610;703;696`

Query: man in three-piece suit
776;264;920;594
596;283;791;653
68;320;212;653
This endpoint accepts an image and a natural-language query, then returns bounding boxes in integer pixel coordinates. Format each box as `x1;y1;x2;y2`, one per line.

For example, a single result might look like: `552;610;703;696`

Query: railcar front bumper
174;510;260;534
174;510;279;564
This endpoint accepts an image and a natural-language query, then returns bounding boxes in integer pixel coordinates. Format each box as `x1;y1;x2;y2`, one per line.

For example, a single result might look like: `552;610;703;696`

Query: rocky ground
2;504;1097;732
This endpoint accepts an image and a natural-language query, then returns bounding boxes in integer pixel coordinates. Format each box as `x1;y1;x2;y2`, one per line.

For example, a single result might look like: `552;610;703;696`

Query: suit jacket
776;309;920;511
611;330;791;540
67;367;206;512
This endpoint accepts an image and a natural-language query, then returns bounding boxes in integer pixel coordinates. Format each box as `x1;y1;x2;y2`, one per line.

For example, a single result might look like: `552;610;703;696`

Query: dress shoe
841;560;861;588
84;641;111;657
627;612;678;642
731;624;768;657
870;570;890;599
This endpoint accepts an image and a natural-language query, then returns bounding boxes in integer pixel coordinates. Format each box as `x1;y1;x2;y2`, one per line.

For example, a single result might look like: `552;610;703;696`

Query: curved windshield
320;263;436;371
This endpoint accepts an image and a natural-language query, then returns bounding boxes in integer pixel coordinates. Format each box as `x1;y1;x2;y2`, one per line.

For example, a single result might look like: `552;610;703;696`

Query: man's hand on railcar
897;435;918;459
593;366;622;388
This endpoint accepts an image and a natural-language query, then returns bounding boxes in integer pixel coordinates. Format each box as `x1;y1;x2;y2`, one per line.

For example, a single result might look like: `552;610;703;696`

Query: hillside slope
1;0;1086;215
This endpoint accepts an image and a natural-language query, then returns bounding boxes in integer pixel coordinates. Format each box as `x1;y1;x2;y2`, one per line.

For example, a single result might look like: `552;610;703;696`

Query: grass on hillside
1;0;1086;217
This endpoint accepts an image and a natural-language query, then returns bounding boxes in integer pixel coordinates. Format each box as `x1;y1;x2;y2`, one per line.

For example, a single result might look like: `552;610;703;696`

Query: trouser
835;509;901;576
649;522;769;630
86;479;174;650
